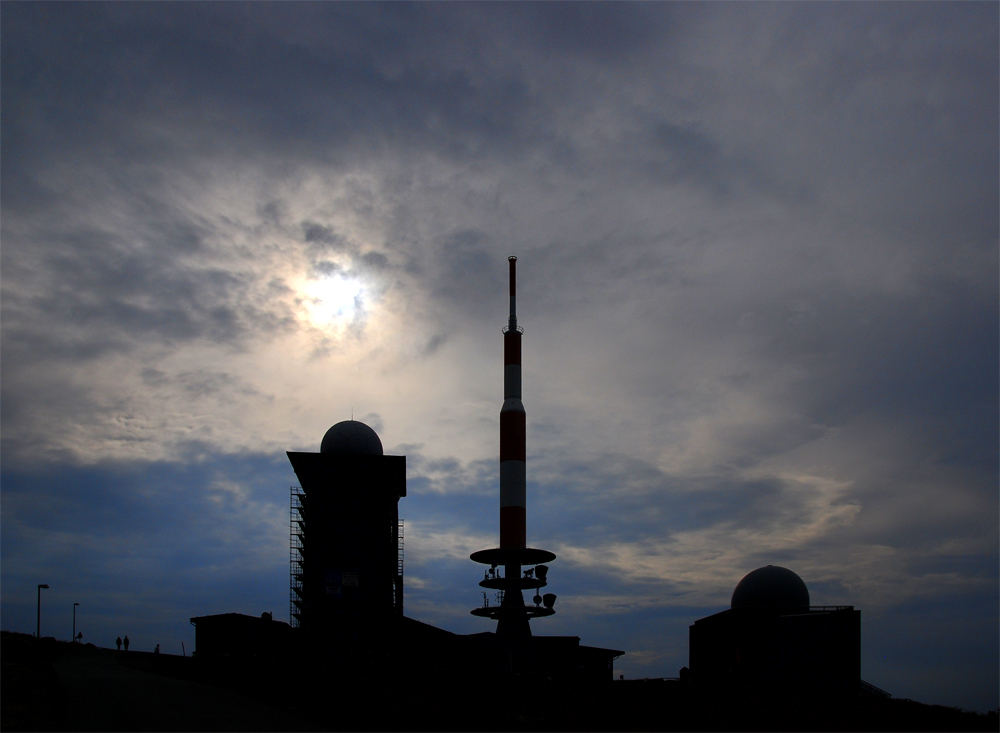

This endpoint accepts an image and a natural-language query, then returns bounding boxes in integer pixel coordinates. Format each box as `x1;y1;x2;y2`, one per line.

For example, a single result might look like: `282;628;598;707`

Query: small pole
73;603;79;642
181;641;186;657
36;584;49;638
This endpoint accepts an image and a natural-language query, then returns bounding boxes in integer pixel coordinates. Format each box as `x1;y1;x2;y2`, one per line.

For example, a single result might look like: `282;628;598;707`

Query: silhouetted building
189;612;292;659
689;565;860;695
287;421;405;645
190;260;622;681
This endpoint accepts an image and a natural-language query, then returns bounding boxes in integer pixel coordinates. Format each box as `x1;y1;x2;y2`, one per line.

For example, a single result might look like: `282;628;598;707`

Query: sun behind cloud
299;273;365;328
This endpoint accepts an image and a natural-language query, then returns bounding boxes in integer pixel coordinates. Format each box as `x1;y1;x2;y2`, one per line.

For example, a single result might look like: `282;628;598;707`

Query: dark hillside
2;631;996;732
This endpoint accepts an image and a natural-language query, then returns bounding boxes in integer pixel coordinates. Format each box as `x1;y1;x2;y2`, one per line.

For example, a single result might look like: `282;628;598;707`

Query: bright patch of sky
300;274;364;325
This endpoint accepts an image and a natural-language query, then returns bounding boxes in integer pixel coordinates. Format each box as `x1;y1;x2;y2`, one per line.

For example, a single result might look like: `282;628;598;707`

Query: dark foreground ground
3;631;996;732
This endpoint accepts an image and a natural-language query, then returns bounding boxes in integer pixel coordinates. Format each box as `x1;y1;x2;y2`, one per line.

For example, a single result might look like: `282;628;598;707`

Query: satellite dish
542;593;556;609
533;594;542;606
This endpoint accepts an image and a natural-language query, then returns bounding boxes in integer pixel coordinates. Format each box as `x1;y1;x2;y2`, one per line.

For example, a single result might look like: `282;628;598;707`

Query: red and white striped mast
471;256;556;639
501;255;526;548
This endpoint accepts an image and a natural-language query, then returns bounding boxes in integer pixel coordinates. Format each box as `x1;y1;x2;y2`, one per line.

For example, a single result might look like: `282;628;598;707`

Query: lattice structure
290;486;305;627
394;519;404;614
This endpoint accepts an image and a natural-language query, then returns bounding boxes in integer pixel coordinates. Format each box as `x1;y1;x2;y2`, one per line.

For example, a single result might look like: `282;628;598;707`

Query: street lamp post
73;602;80;642
36;584;49;638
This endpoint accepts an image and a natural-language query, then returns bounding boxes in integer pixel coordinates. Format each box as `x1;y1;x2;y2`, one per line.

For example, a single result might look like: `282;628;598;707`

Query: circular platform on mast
479;577;548;590
470;547;556;566
471;605;556;619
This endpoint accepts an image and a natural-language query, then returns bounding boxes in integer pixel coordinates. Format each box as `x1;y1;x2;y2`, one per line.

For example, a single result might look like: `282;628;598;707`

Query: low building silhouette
189;612;291;659
689;565;861;695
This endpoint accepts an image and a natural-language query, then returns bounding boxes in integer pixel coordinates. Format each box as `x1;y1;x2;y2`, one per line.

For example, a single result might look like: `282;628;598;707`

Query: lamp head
38;584;49;589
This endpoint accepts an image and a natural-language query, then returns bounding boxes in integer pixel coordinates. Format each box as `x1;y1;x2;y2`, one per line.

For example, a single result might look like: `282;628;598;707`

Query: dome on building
731;565;810;610
320;420;384;456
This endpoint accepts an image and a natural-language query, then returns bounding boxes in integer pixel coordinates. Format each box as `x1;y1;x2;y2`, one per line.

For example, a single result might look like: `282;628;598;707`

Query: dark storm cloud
174;370;267;402
529;452;844;546
1;220;280;360
640;120;813;203
499;2;673;63
430;229;503;320
404;450;495;500
302;222;346;247
1;3;538;179
0;1;688;208
359;251;390;272
742;283;998;544
4;1;995;198
719;282;998;457
804;291;996;429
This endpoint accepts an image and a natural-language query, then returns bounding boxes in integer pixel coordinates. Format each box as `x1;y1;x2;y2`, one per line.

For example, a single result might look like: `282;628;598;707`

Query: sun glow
301;275;364;326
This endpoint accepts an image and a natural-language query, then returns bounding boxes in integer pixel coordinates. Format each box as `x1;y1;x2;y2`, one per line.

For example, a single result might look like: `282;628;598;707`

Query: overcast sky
2;1;996;713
